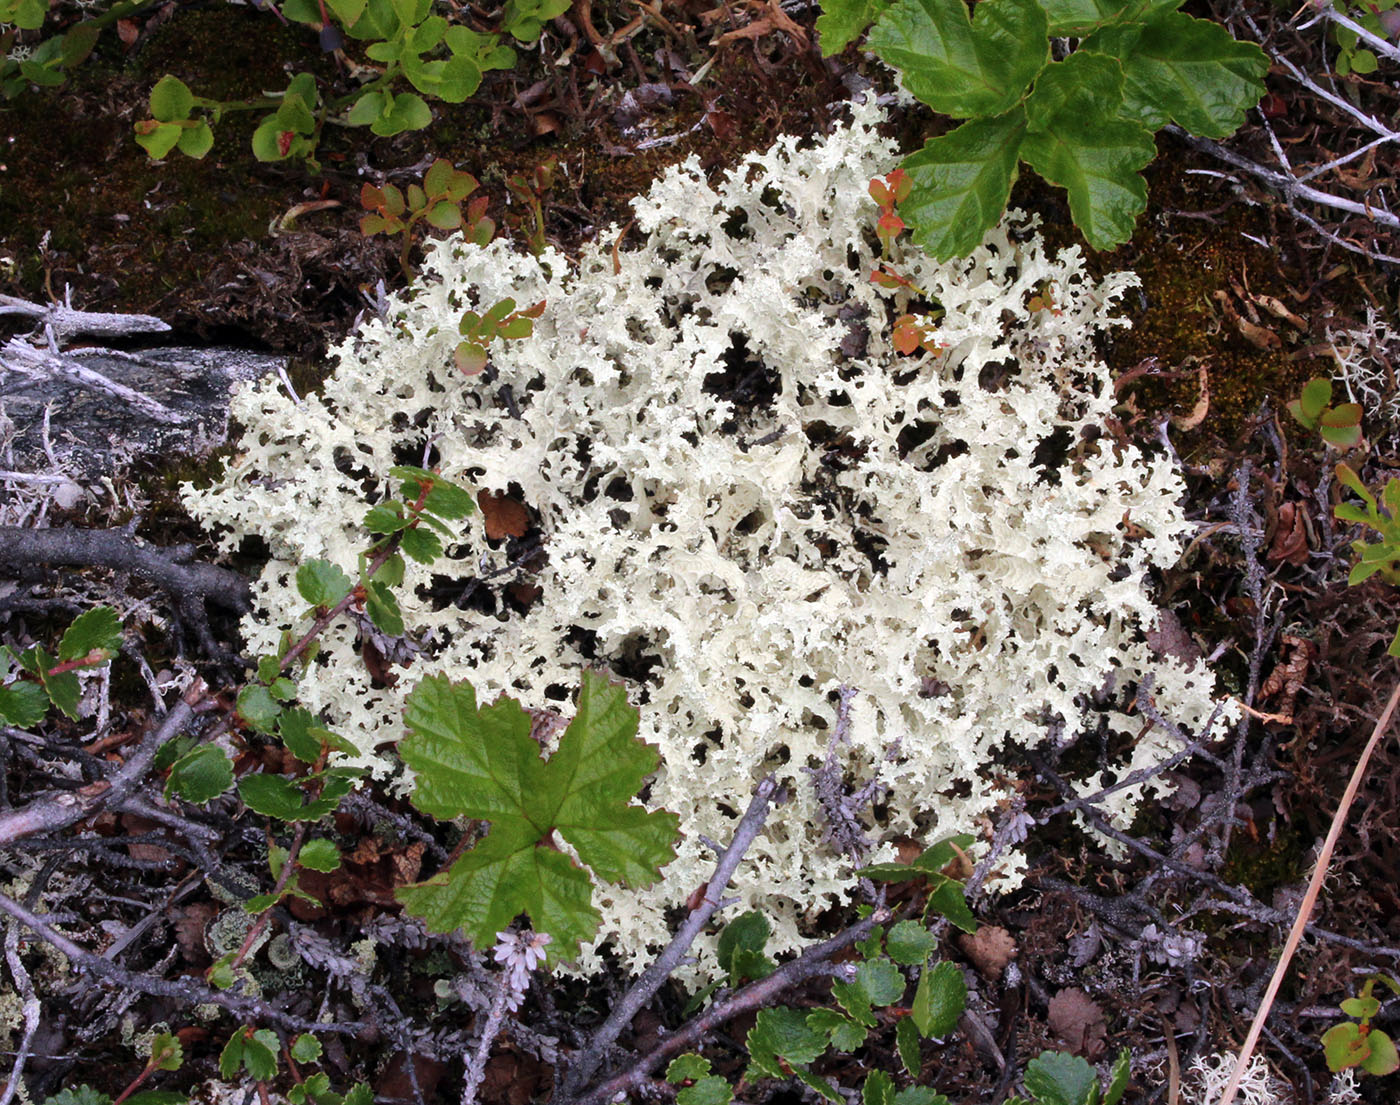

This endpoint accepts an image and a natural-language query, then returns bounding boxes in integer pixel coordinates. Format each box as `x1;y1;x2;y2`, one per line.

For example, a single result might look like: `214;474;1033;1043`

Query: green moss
1221;824;1309;897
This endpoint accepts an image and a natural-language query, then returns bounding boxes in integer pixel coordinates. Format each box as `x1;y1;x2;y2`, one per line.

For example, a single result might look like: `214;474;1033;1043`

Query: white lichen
184;97;1230;971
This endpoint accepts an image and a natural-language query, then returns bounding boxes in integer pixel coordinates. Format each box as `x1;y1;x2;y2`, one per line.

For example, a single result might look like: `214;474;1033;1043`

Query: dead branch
0;525;251;615
1;339;187;425
0;291;170;344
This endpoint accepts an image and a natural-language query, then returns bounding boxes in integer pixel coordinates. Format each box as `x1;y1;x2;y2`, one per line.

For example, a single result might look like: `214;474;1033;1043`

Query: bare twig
0;291;170;344
461;969;513;1105
1;919;40;1105
559;776;784;1097
1218;677;1400;1105
0;888;366;1034
1;339;186;424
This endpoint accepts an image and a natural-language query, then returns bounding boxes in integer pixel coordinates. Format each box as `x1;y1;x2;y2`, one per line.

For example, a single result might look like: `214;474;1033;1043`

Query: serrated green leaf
1103;1048;1131;1105
893;1089;950;1105
897;111;1026;262
868;0;1047;118
816;0;893;52
165;745;234;804
279;707;325;764
392;466;476;521
667;1057;733;1105
239;773;343;822
1023;1050;1100;1105
365;581;404;636
896;1015;922;1075
364;501;409;534
746;1007;828;1079
925;876;977;933
886;919;938;965
298;560;354;608
150;1030;184;1071
58;606;122;662
396;673;678;960
668;1055;713;1082
1020;54;1154;250
299;838;342;871
792;1068;842;1102
42;1088;111;1105
400;525;444;564
237;684;282;735
912;960;965;1037
1038;0;1175;36
809;1007;868;1051
291;1033;323;1064
864;1069;894;1105
0;681;48;727
1084;11;1266;138
717;910;775;984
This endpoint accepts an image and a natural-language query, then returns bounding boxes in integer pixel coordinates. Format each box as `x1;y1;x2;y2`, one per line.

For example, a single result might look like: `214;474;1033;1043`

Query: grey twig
1;919;40;1105
0;889;366;1034
567;907;892;1105
0;291;170;344
0;695;197;848
558;776;784;1098
461;970;513;1105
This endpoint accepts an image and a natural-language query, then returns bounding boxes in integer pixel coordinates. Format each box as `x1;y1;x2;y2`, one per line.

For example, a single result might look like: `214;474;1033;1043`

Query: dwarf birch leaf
867;0;1047;118
297;560;353;608
165;745;234;804
58;606;122;662
397;672;677;961
746;1007;828;1079
899;111;1026;262
896;1016;921;1075
1023;1050;1100;1105
0;682;48;727
1084;12;1266;137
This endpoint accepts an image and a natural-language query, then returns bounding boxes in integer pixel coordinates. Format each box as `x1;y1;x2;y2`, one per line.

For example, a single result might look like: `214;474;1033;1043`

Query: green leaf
832;958;905;1027
58;606;120;662
1103;1048;1131;1105
0;681;48;727
912;960;966;1037
291;1033;323;1064
893;1090;950;1105
149;74;194;122
1341;995;1381;1019
746;1007;828;1080
1084;11;1266;138
1298;377;1333;422
298;560;354;608
1020;55;1154;250
808;1008;868;1051
135;121;183;160
124;1094;187;1105
278;707;323;763
867;0;1047;118
177;121;214;158
299;838;342;871
666;1056;734;1105
325;0;366;23
886;919;938;965
896;1015;921;1076
925;876;977;933
400;525;444;565
717;910;775;985
897;111;1026;262
792;1069;842;1102
396;672;678;961
364;502;408;534
1038;0;1175;36
347;90;386;126
220;1028;279;1081
150;1031;184;1071
371;91;433;136
816;0;895;53
239;773;344;822
24;643;80;719
165;745;234;804
365;581;404;636
237;684;282;735
1362;1029;1400;1076
42;1089;110;1105
1023;1050;1100;1105
863;1069;894;1105
392;465;477;520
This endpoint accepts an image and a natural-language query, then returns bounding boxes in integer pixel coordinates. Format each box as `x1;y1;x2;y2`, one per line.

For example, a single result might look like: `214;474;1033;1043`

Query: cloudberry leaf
1022;1050;1100;1105
867;0;1047;118
396;672;678;961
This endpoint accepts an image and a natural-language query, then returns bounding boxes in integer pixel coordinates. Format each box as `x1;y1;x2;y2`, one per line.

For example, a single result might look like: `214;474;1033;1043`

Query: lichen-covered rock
184;98;1230;972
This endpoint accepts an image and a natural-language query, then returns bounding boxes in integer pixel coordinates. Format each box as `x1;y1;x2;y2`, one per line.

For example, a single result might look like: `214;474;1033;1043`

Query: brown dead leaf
1267;502;1311;567
479;490;530;540
116;17;140;48
1048;987;1107;1058
173;902;219;963
1169;363;1210;431
1259;635;1317;723
958;925;1017;982
1213;290;1282;350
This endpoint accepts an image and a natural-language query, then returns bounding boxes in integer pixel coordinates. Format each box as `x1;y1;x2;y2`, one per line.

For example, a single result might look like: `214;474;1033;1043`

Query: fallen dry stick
1217;677;1400;1105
